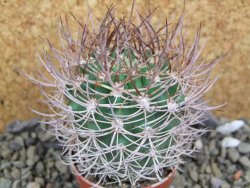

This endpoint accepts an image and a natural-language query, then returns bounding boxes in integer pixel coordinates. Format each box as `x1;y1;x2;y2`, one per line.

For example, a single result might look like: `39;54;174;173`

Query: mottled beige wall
0;0;249;131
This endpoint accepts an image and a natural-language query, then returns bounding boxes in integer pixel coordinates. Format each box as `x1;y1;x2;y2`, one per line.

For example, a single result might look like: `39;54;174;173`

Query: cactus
29;7;220;187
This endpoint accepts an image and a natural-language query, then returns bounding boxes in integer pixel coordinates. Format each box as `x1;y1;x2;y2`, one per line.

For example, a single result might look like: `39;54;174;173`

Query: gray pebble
233;182;246;188
15;136;25;146
35;143;44;156
43;142;62;150
6;119;40;134
238;142;250;154
227;148;240;162
46;158;54;168
3;169;11;179
172;171;186;187
52;182;61;188
38;132;53;142
21;171;32;180
245;170;250;182
35;162;44;174
1;150;12;159
220;147;226;159
210;176;224;188
21;180;27;187
0;162;11;170
45;183;53;188
26;146;36;160
221;182;230;188
210;130;217;138
21;168;31;180
34;177;45;187
45;168;51;180
199;174;210;187
204;146;210;156
188;167;198;182
201;162;207;173
51;171;59;181
25;138;37;146
11;152;19;161
0;134;4;141
45;168;52;180
12;180;21;188
209;139;216;149
205;166;211;173
10;168;21;179
9;141;22;151
46;148;59;157
243;124;250;132
211;162;223;177
0;178;11;188
12;161;25;168
27;182;40;188
227;165;236;174
31;132;37;139
193;185;201;188
211;148;219;156
196;153;208;166
6;120;21;133
20;132;29;139
239;156;250;169
5;133;14;141
26;159;35;167
64;182;74;188
55;160;68;174
19;148;26;160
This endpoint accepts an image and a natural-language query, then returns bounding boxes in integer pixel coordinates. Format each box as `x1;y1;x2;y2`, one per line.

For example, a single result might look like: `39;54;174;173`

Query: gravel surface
0;119;78;188
0;118;249;188
171;118;250;188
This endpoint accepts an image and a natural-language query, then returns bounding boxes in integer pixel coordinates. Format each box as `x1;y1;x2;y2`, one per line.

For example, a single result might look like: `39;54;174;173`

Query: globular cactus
29;7;220;187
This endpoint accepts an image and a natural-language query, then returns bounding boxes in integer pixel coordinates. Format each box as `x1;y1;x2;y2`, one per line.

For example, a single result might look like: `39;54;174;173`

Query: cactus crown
30;6;220;187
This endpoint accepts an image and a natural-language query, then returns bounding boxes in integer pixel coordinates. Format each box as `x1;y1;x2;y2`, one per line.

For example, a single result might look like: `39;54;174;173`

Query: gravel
0;178;12;188
0;118;249;188
227;148;240;162
0;120;78;188
239;157;250;169
171;118;250;188
238;143;250;154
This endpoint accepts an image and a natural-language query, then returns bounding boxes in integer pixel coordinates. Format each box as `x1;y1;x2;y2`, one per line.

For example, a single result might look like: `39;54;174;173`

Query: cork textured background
0;0;249;131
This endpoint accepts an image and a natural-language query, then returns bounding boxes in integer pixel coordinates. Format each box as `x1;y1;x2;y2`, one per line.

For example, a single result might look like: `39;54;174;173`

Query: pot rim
72;165;175;188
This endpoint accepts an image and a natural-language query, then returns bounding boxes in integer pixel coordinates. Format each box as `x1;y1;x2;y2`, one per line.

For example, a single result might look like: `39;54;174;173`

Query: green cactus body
66;48;185;169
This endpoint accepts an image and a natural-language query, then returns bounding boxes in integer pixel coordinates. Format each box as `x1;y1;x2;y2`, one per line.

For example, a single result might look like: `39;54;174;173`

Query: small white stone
194;139;203;150
221;137;241;148
216;120;245;134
